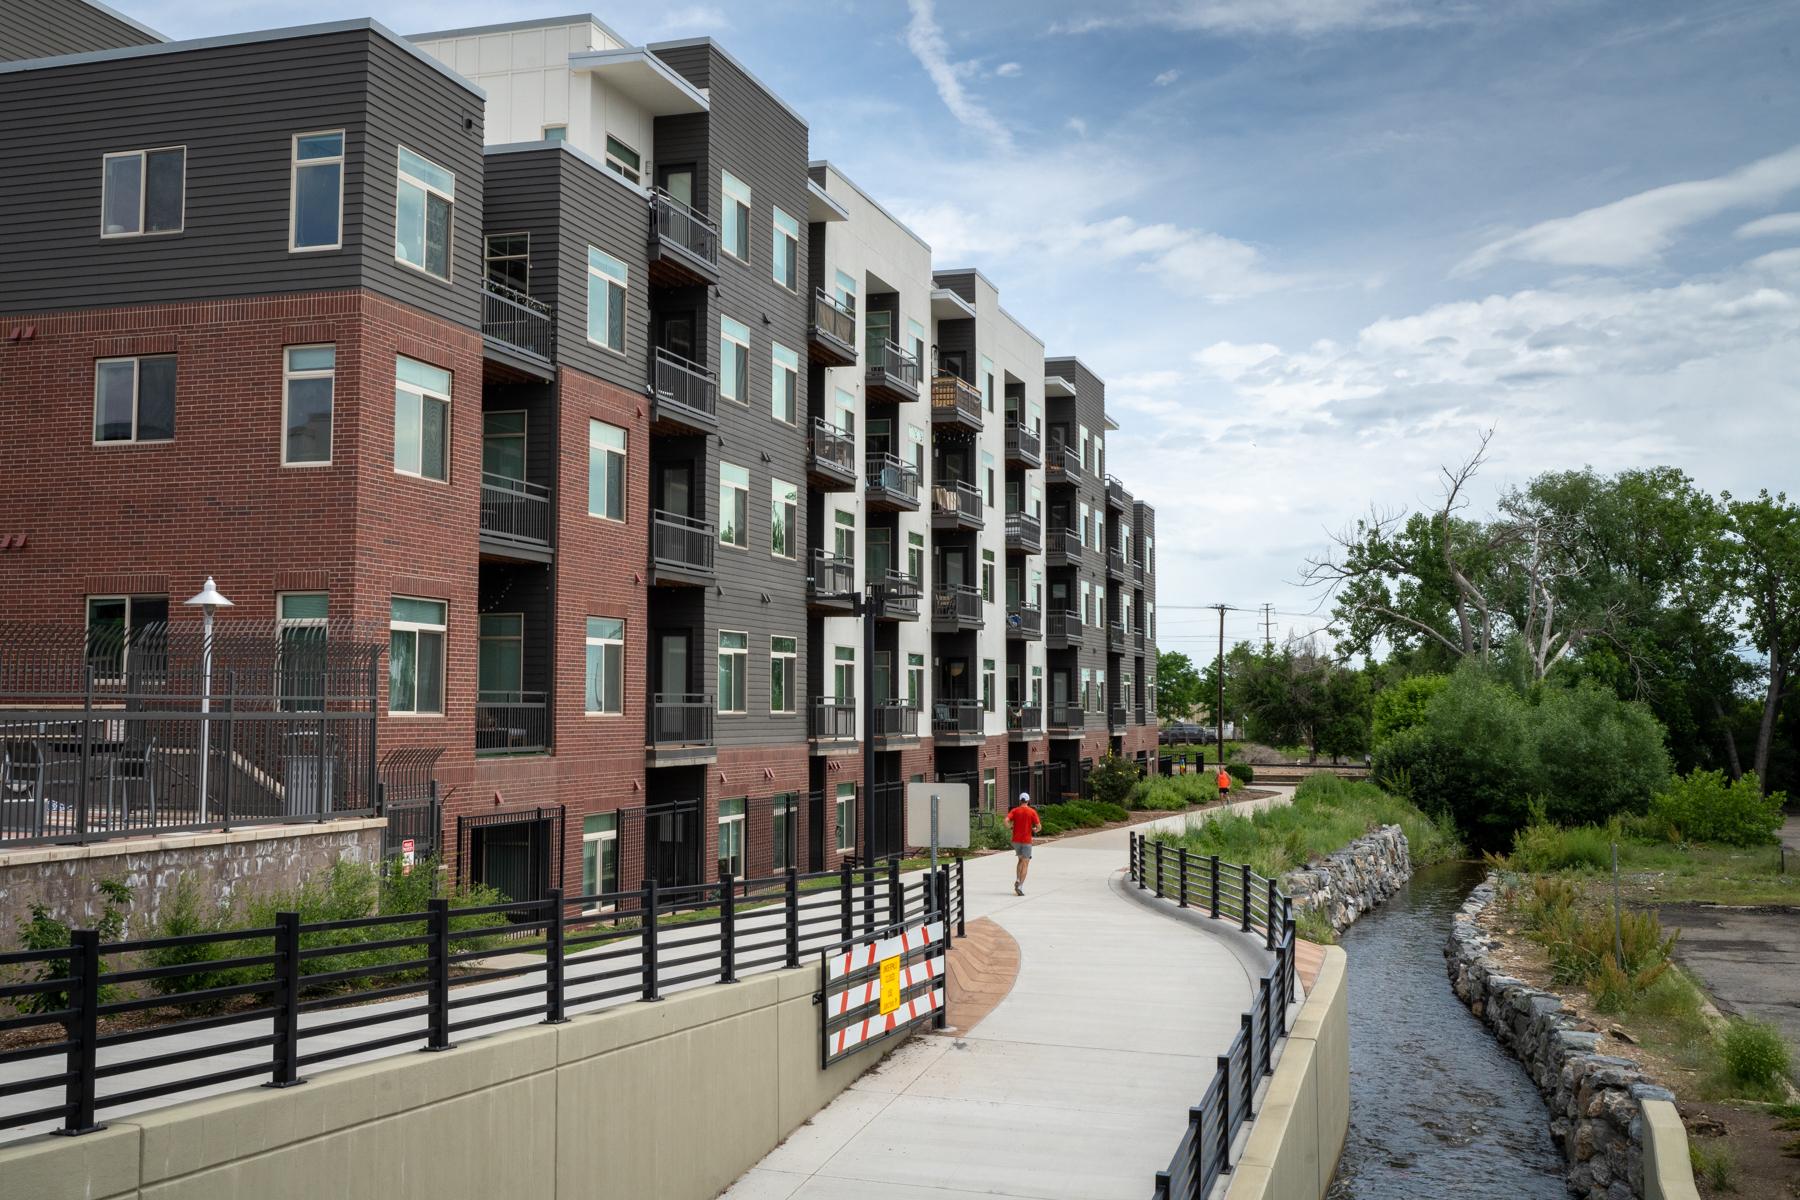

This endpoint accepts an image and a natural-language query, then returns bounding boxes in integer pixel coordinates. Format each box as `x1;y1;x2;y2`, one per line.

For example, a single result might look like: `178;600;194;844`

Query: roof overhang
1044;375;1077;398
1104;415;1120;431
568;48;708;115
931;288;976;321
808;178;848;224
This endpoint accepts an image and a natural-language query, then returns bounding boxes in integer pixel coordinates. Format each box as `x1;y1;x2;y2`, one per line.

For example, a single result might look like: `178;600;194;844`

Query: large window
604;135;641;184
770;635;796;713
86;594;169;679
389;597;446;715
277;592;328;712
833;645;855;702
771;206;798;289
101;146;183;238
485;233;529;292
290;131;343;251
770;342;798;424
720;315;750;404
283;346;334;465
982;450;996;508
720;462;749;548
582;813;618;908
721;170;751;261
835;783;856;854
394;356;450;481
395;146;454;280
772;793;797;872
585;617;624;714
833;270;856;313
981;355;996;413
718;798;746;878
93;355;175;444
483;410;526;480
718;631;748;713
983;768;997;813
834;509;856;562
983;659;996;713
907;653;924;710
588;420;625;520
770;478;797;558
981;549;996;603
586;246;627;353
908;531;925;582
477;613;522;697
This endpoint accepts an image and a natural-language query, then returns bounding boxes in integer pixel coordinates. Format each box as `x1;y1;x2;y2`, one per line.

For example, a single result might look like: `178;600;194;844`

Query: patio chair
32;738;89;837
104;733;158;829
1;739;45;838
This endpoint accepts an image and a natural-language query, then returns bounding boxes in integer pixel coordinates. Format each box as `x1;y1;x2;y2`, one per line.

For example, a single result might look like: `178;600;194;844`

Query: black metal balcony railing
1110;704;1129;730
933;584;983;627
810;417;856;480
811;289;857;354
652;510;716;577
873;570;923;619
1007;704;1043;734
1047;442;1082;481
1109;620;1126;650
1108;546;1128;577
931;372;983;426
871;700;919;739
810;550;855;601
1048;527;1083;561
481;280;555;361
1048;609;1084;644
810;698;856;741
1048;701;1085;731
933;479;984;528
479;472;551;547
866;338;921;397
1007;602;1041;638
866;453;920;505
932;699;983;738
1007;422;1042;466
475;691;549;755
1135;628;1147;651
651;188;718;267
649;693;713;746
653;348;718;426
1006;511;1041;552
1106;474;1129;507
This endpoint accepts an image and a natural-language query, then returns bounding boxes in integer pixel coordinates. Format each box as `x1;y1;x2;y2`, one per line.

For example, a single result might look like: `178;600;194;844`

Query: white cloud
903;0;1012;150
1065;116;1089;137
1458;145;1800;274
1736;211;1800;239
1051;0;1463;37
1153;68;1181;86
995;61;1022;77
642;6;731;36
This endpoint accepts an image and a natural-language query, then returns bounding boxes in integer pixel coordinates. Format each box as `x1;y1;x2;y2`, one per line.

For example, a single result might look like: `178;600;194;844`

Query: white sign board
401;838;416;875
905;782;971;850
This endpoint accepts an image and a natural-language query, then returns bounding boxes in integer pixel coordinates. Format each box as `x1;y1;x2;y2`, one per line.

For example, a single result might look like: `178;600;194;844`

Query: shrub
1088;755;1141;808
970;812;1014;851
1721;1018;1791;1088
1648;769;1787;847
1129;774;1217;810
1225;762;1254;785
1689;1142;1738;1192
1511;878;1677;1011
1294;908;1337;944
13;879;131;1020
1506;821;1613;873
1371;674;1450;745
1531;683;1670;828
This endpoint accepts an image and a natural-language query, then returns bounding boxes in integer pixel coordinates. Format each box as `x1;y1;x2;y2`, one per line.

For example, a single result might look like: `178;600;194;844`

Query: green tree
1156;650;1203;722
1371;674;1449;746
1710;490;1800;790
1318;668;1373;762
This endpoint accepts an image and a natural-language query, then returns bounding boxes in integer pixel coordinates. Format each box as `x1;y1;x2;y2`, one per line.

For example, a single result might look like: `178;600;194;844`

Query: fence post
1153;841;1163;897
424;898;454;1051
887;857;902;929
366;653;381;812
1136;833;1148;890
956;855;967;938
1239;864;1253;933
719;874;737;984
1240;1012;1255;1115
1177;847;1189;908
76;667;93;839
1265;879;1279;951
862;861;876;937
267;911;304;1086
1127;831;1137;883
1261;977;1274;1077
1210;854;1220;919
839;857;853;942
1286;917;1297;1026
220;669;236;831
60;929;101;1134
1187;1105;1205;1188
784;867;801;969
543;889;567;1024
641;876;662;1001
1217;1053;1234;1172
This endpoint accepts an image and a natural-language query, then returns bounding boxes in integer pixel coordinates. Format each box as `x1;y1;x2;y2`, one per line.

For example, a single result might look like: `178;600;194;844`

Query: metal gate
818;912;947;1068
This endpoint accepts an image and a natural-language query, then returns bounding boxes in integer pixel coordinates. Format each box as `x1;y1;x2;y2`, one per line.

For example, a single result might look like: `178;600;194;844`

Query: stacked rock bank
1279;824;1411;934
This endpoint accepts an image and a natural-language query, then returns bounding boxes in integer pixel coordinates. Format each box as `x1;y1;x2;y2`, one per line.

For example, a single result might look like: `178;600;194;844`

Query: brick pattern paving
942;916;1021;1035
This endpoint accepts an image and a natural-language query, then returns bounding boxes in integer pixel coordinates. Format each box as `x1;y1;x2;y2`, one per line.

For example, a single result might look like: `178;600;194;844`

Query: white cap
1018;791;1030;805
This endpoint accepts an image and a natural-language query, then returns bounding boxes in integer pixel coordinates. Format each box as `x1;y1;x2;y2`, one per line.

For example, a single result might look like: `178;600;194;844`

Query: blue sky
126;0;1800;657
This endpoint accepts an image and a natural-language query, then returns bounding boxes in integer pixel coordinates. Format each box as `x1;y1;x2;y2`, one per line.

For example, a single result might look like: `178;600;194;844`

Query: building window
770;635;796;713
484;233;529;292
720;315;750;403
287;131;345;251
907;653;925;710
483;410;526;481
982;450;996;508
93;355;175;444
770;342;798;424
394;356;451;482
582;813;617;907
1147;536;1155;574
980;355;995;413
834;509;856;563
389;597;446;715
586;420;626;520
771;206;798;289
772;793;797;872
833;270;856;313
586;246;627;352
277;592;328;712
603;134;639;181
282;346;333;465
395;147;454;279
477;613;523;702
718;798;746;878
585;617;624;714
101;146;183;238
770;477;797;558
721;170;751;260
983;768;997;812
720;462;749;548
86;594;169;680
983;659;996;714
542;124;568;143
833;645;855;703
835;783;856;854
907;531;925;581
718;631;748;713
981;550;995;603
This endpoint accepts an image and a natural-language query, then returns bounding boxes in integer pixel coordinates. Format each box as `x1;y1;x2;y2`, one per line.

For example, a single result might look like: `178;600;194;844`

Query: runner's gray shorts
1013;842;1033;859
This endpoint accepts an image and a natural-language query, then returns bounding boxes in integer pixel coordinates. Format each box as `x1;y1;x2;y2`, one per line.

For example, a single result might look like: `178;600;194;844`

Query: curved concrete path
721;798;1287;1200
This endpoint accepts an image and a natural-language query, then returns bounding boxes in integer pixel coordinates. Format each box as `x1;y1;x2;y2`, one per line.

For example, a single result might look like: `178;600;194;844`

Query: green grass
1689;1141;1739;1192
1159;742;1243;765
1499;822;1798;906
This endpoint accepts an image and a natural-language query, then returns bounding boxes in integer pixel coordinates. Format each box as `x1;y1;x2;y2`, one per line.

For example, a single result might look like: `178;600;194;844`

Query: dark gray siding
1045;356;1110;731
0;26;482;326
0;0;161;62
934;270;976;306
936;318;974;380
481;148;561;312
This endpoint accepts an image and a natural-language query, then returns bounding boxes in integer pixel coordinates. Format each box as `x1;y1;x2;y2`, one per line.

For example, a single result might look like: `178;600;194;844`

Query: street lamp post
849;585;887;867
183;577;234;822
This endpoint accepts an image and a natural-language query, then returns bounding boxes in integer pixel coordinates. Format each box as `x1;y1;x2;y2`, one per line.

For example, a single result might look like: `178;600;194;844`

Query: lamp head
183;576;235;611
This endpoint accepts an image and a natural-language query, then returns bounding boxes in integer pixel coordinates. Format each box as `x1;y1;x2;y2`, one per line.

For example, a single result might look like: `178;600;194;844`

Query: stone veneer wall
1445;875;1679;1200
0;819;387;931
1279;824;1411;934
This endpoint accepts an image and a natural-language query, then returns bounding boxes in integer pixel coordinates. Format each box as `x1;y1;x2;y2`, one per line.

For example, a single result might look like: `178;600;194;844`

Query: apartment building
0;2;1158;906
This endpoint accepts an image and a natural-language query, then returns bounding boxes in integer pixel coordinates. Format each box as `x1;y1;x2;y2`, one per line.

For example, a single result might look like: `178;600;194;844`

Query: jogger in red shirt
1007;793;1042;896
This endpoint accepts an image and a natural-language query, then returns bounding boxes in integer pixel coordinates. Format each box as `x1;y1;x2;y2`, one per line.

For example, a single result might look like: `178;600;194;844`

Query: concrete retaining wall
0;961;895;1200
0;820;389;930
1279;825;1410;934
1640;1099;1701;1200
1221;945;1350;1200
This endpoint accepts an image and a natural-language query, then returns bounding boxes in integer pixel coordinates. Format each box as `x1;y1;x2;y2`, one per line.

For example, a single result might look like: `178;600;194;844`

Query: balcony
475;691;548;756
1004;421;1041;468
932;584;983;632
931;479;985;531
808;417;857;490
647;693;715;765
1108;620;1126;651
1047;609;1084;648
1045;527;1083;566
865;453;920;511
1046;442;1081;486
648;188;719;286
1135;628;1146;653
808;289;857;366
650;510;716;587
809;698;857;751
652;348;718;434
1005;511;1041;554
1107;546;1128;580
808;551;856;612
481;281;555;377
931;699;984;745
872;570;922;621
1109;704;1129;731
479;472;552;562
1006;602;1041;640
1048;702;1086;736
1006;705;1043;740
1135;556;1146;583
870;700;920;746
930;372;983;431
1106;474;1130;510
865;339;921;403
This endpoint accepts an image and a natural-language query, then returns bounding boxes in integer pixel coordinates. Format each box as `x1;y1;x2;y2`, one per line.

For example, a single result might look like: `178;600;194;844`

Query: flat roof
0;17;485;98
647;36;809;130
486;138;648;200
567;47;709;115
807;178;849;223
82;0;167;43
808;159;931;252
1045;354;1106;386
409;12;633;49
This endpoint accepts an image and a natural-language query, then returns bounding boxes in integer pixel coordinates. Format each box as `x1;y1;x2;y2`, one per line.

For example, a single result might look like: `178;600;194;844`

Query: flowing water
1326;860;1568;1199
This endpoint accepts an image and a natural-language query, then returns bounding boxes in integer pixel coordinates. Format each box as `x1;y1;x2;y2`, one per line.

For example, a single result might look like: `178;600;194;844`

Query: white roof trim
567;47;709;115
931;288;977;320
1044;375;1077;398
646;36;809;130
409;12;633;48
807;178;849;223
808;159;932;252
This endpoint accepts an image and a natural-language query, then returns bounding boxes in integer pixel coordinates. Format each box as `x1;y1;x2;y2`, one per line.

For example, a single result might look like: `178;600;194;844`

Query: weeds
1689;1142;1739;1192
1720;1019;1792;1090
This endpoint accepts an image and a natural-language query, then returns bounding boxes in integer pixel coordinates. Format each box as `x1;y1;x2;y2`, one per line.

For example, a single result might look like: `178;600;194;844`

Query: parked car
1160;722;1202;745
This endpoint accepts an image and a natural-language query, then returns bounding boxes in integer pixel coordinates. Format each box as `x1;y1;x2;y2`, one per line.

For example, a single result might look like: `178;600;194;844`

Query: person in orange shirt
1007;793;1042;896
1216;767;1233;802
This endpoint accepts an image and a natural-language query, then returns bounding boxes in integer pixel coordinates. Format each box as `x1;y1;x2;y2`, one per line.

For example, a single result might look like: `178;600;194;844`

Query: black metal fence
1126;832;1298;1200
481;280;555;361
0;858;968;1138
479;472;552;547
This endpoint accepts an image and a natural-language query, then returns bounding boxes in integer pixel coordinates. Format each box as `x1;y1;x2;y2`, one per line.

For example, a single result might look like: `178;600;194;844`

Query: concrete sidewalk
720;801;1286;1200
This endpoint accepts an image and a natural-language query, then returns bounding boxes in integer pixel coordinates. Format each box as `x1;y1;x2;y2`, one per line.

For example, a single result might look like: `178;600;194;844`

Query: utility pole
1212;604;1229;769
1262;603;1274;653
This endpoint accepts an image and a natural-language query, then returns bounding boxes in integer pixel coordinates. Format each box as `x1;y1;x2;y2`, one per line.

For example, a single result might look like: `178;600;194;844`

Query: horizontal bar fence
0;860;960;1139
1127;831;1297;1200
